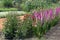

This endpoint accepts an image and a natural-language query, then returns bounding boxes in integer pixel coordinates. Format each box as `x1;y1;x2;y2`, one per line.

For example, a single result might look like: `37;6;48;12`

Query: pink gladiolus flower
48;9;53;20
37;13;41;20
33;11;38;17
33;11;41;20
43;10;49;21
33;10;44;23
56;7;60;13
49;9;53;17
37;11;42;20
56;7;60;15
40;12;44;21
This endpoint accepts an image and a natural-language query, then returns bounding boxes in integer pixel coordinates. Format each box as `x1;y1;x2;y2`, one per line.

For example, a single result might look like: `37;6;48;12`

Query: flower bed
32;8;60;37
2;7;60;40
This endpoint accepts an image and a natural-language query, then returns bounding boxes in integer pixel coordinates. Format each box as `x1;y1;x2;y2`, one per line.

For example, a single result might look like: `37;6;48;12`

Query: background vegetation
1;0;60;40
0;0;60;12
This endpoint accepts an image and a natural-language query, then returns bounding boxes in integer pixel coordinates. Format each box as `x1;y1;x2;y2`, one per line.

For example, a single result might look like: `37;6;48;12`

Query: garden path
44;21;60;40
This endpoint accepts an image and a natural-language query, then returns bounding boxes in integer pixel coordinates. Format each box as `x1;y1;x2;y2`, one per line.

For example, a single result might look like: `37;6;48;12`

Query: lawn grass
0;8;18;12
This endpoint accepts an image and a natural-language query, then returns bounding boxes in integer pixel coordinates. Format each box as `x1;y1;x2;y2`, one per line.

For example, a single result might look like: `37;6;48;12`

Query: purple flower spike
40;12;44;22
56;7;60;15
33;11;38;18
48;9;53;18
45;9;53;20
43;10;49;21
37;12;41;20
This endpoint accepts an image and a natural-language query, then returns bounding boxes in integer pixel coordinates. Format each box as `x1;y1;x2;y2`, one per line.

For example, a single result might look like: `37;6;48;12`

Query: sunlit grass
0;8;18;12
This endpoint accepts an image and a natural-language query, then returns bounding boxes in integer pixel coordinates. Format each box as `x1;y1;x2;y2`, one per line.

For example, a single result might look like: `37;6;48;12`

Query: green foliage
15;0;22;3
33;16;59;38
3;13;19;39
33;21;42;38
3;0;13;8
16;16;33;39
46;0;60;3
0;8;17;12
21;0;50;12
3;13;33;39
3;13;60;39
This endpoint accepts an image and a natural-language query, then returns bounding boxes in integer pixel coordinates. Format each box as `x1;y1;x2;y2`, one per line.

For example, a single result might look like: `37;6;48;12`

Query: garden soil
0;18;6;32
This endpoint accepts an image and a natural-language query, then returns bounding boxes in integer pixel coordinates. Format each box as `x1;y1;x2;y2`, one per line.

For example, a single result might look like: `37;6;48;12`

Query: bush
15;15;33;39
3;0;13;8
3;13;19;40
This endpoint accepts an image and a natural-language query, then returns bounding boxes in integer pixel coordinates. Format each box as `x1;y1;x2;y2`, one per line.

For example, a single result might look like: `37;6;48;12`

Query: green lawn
0;8;18;12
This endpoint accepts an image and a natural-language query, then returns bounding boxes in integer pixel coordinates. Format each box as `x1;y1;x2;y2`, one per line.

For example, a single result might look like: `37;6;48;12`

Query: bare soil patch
0;18;6;32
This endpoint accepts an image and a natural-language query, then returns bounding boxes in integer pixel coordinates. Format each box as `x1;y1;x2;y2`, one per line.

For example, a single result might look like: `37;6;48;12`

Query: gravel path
44;21;60;40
